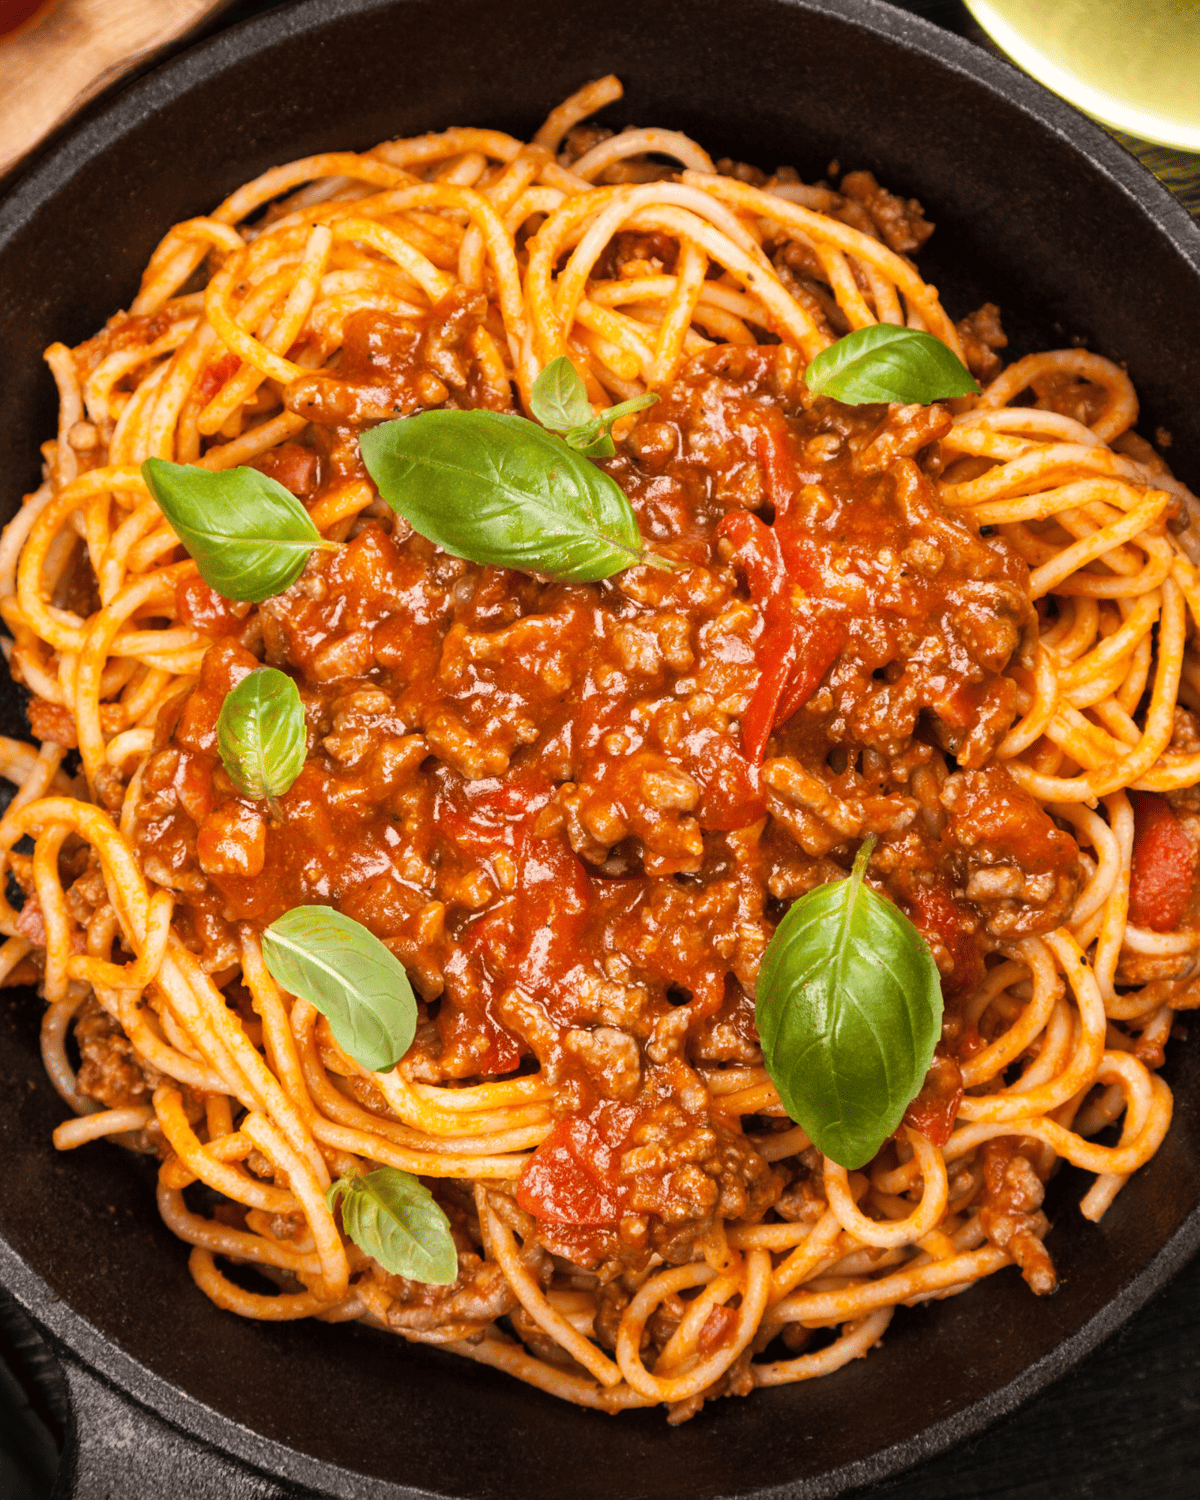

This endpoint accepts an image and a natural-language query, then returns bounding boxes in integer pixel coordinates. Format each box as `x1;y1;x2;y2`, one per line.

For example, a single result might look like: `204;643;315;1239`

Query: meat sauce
137;311;1082;1266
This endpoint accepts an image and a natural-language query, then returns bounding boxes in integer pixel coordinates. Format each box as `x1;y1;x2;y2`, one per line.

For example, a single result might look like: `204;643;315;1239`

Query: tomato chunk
1129;792;1193;932
175;575;250;637
250;441;319;498
688;724;766;830
516;1102;640;1226
716;508;843;768
903;1051;964;1147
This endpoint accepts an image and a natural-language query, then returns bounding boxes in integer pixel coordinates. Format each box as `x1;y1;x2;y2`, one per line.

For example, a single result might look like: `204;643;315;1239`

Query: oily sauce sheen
144;307;1081;1266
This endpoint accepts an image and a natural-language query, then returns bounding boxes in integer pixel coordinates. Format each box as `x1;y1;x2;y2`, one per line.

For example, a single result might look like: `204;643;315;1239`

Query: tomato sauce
136;327;1082;1263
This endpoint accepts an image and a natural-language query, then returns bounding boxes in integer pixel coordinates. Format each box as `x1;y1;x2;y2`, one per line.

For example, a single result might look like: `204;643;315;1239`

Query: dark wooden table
1;2;1198;1497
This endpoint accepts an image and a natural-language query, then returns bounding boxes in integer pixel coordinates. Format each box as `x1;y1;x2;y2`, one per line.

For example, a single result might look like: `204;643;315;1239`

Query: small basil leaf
529;355;593;432
141;457;337;604
756;835;943;1169
215;667;306;802
564;392;659;458
360;409;672;581
327;1168;457;1284
262;905;416;1073
569;429;617;459
804;325;980;405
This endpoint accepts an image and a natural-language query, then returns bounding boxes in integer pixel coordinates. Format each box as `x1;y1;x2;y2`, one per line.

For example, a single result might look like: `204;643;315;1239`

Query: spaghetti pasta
3;79;1199;1422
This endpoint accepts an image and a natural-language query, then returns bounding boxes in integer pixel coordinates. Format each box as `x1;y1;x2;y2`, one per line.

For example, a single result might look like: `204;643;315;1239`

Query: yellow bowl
966;0;1200;151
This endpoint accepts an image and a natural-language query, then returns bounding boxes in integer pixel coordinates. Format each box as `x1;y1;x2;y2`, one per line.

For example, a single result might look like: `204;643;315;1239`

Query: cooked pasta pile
2;77;1199;1419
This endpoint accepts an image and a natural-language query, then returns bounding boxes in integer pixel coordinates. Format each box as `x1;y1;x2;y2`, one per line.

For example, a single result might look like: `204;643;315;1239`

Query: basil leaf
328;1168;457;1284
804;325;980;405
756;835;943;1169
215;667;306;802
529;355;593;432
359;409;671;581
141;457;337;604
262;906;416;1073
564;392;660;459
570;430;619;460
528;358;659;459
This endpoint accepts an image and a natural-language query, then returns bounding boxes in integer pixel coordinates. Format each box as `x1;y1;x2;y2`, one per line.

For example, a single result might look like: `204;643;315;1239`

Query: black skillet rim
2;0;1200;1495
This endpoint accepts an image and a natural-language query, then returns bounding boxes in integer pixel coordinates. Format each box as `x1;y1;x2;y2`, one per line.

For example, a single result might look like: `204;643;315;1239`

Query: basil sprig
262;906;417;1073
804;325;980;405
141;457;338;604
528;355;658;459
359;409;672;582
328;1168;457;1284
756;836;942;1169
216;667;306;805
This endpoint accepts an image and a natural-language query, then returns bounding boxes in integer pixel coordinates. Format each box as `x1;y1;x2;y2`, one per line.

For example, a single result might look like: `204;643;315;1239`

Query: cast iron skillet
2;1;1200;1496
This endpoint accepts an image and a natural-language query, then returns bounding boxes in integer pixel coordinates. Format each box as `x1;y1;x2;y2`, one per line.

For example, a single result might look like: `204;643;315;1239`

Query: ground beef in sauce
133;330;1080;1267
74;997;157;1108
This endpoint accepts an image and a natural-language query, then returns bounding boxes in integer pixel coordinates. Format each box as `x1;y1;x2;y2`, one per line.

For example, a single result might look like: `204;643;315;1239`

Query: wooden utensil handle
0;0;232;181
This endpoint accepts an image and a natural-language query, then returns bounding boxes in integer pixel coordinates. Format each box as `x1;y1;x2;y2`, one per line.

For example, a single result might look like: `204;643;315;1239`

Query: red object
904;879;983;1001
1129;792;1194;932
0;0;61;42
687;725;767;830
698;1303;739;1355
717;507;844;768
175;575;249;637
753;414;821;586
775;614;846;724
903;1051;964;1147
451;784;591;1071
251;441;319;498
464;816;591;1002
516;1102;640;1226
195;352;240;403
434;770;549;856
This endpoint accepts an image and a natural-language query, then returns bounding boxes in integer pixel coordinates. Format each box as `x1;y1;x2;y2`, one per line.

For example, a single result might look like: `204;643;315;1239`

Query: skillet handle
54;1354;296;1500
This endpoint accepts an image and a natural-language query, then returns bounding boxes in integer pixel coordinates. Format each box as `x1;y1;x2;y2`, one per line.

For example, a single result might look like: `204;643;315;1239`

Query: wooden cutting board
0;0;233;180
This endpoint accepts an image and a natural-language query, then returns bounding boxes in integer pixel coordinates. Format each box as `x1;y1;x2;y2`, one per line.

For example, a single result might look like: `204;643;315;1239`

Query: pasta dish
2;76;1197;1422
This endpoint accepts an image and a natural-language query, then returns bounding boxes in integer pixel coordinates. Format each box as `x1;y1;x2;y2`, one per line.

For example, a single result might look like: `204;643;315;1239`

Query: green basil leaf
569;429;618;460
215;667;306;802
528;355;593;432
262;906;416;1073
564;392;659;458
327;1168;457;1284
141;457;337;604
528;356;659;459
804;325;980;405
756;835;943;1169
359;409;672;581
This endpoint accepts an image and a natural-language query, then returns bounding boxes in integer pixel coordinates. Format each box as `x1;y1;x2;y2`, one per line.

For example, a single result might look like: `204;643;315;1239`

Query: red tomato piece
905;880;982;1001
196;352;240;403
1129;792;1194;932
698;1303;739;1355
175;575;250;637
773;612;846;725
517;1124;617;1225
717;511;843;767
717;433;845;770
250;441;319;498
753;418;821;588
739;640;797;767
437;995;523;1077
516;1102;640;1226
434;770;550;855
688;725;767;830
903;1051;964;1147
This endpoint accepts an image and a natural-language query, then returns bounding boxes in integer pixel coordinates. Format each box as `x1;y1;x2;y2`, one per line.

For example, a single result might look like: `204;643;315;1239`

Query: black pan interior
1;2;1200;1497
